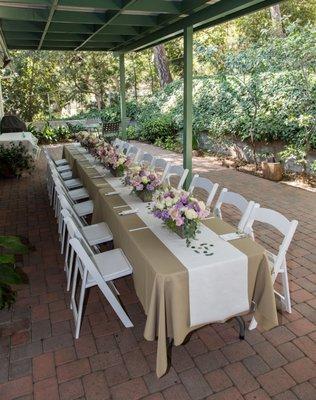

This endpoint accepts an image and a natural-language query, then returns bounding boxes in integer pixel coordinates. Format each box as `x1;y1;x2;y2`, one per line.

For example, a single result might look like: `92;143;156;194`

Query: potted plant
152;187;210;245
260;151;283;181
128;165;161;202
0;143;35;178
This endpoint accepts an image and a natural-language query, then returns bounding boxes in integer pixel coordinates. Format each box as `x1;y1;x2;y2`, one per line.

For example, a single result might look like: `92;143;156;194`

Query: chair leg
99;281;133;328
281;263;292;313
75;270;88;339
67;247;75;292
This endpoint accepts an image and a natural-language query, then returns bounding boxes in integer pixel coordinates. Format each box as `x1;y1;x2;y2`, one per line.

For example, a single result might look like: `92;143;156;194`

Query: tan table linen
63;145;278;377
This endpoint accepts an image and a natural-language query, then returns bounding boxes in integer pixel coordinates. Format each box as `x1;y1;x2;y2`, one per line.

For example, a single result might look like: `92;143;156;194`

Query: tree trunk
153;44;173;88
270;4;285;37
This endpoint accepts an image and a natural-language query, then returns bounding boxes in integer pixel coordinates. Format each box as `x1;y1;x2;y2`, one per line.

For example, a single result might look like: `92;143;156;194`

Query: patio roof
0;0;280;53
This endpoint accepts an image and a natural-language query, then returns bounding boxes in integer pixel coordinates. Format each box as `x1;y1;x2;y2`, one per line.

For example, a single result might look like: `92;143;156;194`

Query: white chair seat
82;222;113;246
60;171;73;180
73;200;93;216
55;159;69;166
68;187;89;201
90;249;133;285
77;148;88;153
64;178;83;189
57;164;72;172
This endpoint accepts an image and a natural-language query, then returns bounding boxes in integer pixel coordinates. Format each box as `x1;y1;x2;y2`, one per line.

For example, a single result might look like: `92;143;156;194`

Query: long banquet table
63;144;278;377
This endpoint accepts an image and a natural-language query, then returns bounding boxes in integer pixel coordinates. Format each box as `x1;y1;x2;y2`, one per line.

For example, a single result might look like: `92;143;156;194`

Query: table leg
235;316;246;340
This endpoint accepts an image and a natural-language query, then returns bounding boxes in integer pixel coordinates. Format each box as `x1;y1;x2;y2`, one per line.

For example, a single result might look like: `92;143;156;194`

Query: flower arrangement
128;165;161;202
75;131;100;151
152;187;210;244
103;147;132;177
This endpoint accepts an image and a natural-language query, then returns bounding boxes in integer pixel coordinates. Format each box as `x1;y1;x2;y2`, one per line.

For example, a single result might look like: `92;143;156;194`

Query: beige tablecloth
63;145;278;377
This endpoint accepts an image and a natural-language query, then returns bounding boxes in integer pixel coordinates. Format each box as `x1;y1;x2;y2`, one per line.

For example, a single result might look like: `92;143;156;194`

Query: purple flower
136;184;144;191
161;210;170;220
147;184;154;191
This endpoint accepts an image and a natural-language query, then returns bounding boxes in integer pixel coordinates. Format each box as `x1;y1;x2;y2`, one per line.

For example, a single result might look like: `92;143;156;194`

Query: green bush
28;123;74;144
138;115;178;143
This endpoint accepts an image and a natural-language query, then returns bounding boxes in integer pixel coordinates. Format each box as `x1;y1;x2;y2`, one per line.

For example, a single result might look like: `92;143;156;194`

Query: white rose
185;209;198;220
198;201;206;211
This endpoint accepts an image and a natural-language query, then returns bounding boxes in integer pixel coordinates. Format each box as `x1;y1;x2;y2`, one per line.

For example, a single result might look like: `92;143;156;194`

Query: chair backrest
245;205;298;275
126;145;142;161
69;237;109;291
60;198;84;228
188;174;219;207
153;158;170;181
214;188;256;232
138;152;155;166
164;164;189;189
120;142;129;153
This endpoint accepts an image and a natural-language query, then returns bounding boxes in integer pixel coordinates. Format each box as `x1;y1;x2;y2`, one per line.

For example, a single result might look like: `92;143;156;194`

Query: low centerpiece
104;147;131;177
76;131;100;152
129;165;161;202
152;187;210;245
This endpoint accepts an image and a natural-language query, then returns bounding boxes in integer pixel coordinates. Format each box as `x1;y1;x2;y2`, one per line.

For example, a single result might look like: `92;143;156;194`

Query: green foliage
138;115;177;143
0;143;35;178
124;126;139;140
310;160;316;174
278;144;309;172
28;123;75;144
0;236;29;309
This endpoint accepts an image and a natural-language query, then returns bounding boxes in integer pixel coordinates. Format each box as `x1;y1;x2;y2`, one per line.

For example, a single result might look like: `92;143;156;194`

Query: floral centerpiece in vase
152;187;210;244
104;147;131;177
129;166;161;202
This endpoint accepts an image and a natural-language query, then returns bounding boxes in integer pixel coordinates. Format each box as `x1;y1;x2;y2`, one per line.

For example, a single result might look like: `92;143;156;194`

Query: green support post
119;53;127;138
183;25;193;189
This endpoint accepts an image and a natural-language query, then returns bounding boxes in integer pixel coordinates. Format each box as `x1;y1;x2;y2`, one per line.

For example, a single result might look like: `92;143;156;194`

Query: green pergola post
119;53;127;138
183;25;193;189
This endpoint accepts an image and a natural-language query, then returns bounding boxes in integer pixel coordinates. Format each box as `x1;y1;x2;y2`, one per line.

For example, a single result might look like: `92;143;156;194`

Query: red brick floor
0;143;315;400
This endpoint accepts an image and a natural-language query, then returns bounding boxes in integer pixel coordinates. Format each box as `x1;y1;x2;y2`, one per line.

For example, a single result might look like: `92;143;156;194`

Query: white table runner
92;162;249;326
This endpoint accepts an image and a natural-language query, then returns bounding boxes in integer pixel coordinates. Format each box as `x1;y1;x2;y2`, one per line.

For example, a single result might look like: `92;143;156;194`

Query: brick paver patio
0;142;315;400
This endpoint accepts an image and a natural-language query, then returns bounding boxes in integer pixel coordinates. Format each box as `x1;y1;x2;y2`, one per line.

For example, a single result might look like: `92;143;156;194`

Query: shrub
0;236;29;309
138;115;178;143
28;123;74;144
0;143;35;178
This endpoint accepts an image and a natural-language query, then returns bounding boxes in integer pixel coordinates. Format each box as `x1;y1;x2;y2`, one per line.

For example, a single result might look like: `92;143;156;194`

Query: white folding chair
126;145;142;162
188;174;219;207
138;152;155;166
69;237;133;338
121;142;130;154
164;164;189;189
55;186;94;222
245;205;298;320
213;188;257;232
62;214;113;291
152;158;170;182
52;172;89;202
43;148;70;168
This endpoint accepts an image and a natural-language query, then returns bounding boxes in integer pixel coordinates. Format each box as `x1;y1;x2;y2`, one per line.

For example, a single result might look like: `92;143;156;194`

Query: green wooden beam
38;0;59;49
111;0;208;52
74;0;138;50
119;53;127;138
183;25;193;189
116;0;280;52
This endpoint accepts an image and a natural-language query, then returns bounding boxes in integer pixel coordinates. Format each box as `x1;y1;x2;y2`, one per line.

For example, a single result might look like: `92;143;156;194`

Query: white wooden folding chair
43;148;70;168
55;186;94;222
152;158;170;182
69;237;133;338
138;152;155;166
188;174;219;207
164;164;189;189
244;205;298;321
126;145;142;162
52;172;89;202
121;142;131;154
213;188;257;232
62;214;113;291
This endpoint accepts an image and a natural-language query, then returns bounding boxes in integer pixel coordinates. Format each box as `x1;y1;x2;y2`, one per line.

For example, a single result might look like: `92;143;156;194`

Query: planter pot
261;161;283;182
109;166;124;177
136;190;154;202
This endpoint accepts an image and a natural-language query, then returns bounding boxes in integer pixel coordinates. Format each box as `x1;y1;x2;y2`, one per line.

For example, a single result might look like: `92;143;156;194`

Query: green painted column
119;53;127;138
183;25;193;189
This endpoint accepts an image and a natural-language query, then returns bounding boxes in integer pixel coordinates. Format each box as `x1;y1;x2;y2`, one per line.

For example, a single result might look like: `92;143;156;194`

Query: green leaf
0;265;24;285
0;254;15;264
0;236;29;254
